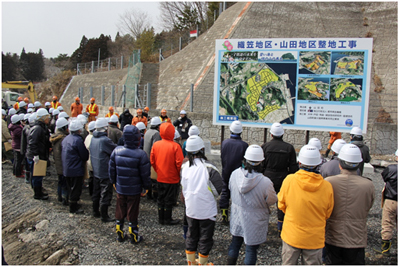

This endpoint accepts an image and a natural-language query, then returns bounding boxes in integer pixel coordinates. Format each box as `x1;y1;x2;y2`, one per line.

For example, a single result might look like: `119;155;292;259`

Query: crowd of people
1;96;397;265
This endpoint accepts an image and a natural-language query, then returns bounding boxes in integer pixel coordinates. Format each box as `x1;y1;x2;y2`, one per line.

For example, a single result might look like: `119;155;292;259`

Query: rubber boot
100;205;114;223
33;186;49;200
198;253;213;265
277;220;283;238
57;184;62;202
183;225;188;239
128;222;143;244
41;188;48;196
147;188;153;200
373;240;391;255
186;250;197;265
116;220;125;242
69;202;84;214
24;171;30;184
221;209;229;225
92;201;101;218
227;256;237;265
158;206;165;225
164;208;180;225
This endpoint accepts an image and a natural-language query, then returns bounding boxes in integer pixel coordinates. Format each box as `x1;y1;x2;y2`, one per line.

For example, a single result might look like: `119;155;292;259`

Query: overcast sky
2;1;161;58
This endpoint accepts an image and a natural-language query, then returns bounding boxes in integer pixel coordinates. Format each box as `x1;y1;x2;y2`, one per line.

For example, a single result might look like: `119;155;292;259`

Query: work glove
140;189;148;197
33;155;39;164
178;117;182;121
7;139;12;144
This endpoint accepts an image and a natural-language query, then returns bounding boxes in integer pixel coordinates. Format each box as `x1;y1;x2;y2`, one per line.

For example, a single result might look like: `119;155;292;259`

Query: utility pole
97;48;100;71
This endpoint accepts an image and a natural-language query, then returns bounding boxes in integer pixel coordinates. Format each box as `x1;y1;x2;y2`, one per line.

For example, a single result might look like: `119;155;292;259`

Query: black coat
382;164;397;201
26;121;51;160
173;116;192;140
119;110;133;130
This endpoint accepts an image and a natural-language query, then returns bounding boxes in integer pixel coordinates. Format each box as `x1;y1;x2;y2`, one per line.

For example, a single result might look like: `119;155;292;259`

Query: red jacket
150;123;183;184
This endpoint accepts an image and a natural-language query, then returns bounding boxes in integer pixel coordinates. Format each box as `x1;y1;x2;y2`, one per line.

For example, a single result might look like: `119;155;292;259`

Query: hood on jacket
123;125;140;148
50;129;68;143
160;122;175;141
235;168;264;194
123;109;131;116
294;169;324;192
93;130;108;138
351;140;365;148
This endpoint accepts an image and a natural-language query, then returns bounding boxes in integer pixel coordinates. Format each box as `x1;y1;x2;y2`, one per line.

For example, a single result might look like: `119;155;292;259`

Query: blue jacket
109;125;151;196
61;133;89;177
90;131;117;179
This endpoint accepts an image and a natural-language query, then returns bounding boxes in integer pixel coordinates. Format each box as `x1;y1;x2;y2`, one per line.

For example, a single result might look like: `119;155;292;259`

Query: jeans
28;159;43;187
228;236;259;265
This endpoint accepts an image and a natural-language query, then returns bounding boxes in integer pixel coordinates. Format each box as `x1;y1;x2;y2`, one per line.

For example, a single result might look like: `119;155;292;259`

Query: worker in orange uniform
131;109;148;127
86;98;99;122
23;98;30;105
105;106;119;118
159;109;171;123
324;132;342;157
143;107;151;121
13;97;23;110
51;96;62;109
70;97;83;117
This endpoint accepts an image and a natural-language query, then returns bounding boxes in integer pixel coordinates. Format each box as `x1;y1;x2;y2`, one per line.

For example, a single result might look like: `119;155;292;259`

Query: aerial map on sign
298;77;329;101
332;52;364;75
299;51;331;75
219;62;295;123
329;78;362;102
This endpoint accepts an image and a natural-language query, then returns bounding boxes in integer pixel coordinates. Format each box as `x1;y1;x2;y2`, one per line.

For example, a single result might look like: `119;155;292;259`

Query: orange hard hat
75;97;80;101
161;109;166;114
137;109;142;114
17;96;23;102
24;97;29;103
90;98;95;102
109;106;114;111
53;96;58;101
144;107;149;112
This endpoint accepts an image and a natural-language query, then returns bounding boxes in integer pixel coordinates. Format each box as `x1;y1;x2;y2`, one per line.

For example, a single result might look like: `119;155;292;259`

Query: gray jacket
90;131;117;179
107;124;122;144
143;128;161;158
229;168;277;245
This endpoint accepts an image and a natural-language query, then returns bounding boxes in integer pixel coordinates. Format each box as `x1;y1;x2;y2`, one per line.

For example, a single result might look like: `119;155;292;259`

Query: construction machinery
2;81;37;107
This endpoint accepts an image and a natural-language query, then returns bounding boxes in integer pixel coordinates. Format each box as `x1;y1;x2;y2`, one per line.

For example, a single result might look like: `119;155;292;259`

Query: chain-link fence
76;56;129;75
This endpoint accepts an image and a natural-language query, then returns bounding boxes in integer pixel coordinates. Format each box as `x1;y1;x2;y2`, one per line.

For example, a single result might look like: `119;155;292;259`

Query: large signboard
213;38;373;133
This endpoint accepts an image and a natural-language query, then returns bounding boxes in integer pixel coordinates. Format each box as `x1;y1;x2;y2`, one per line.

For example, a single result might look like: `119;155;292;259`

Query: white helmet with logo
308;138;322;150
298;145;322;166
338;144;362;163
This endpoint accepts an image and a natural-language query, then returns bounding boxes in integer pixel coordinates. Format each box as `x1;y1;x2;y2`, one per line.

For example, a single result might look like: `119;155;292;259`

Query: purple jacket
8;123;23;150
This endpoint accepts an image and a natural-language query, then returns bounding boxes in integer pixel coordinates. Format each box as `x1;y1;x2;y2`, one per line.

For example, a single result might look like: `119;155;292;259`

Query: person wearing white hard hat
181;135;223;265
57;105;64;112
50;117;70;205
278;145;334;265
61;119;89;214
182;125;200;157
9;114;24;178
16;101;27;114
324;132;342;158
49;109;60;134
226;144;277;265
28;103;34;109
173;129;181;145
49;107;54;115
308;137;327;172
219;120;248;225
77;114;89;141
2;108;13;164
58;111;69;120
261;122;298;236
26;108;51;200
20;113;34;182
107;114;122;144
84;121;97;197
173;110;192;145
320;139;352;178
44;102;51;113
374;149;398;256
6;108;16;128
34;101;42;111
324;144;374;265
89;118;117;222
135;122;146;149
349;126;371;176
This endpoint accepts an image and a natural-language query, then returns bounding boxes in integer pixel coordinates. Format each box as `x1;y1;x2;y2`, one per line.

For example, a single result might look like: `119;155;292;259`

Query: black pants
325;243;365;265
13;150;23;176
157;182;179;208
186;216;215;256
115;193;141;223
219;175;230;209
92;177;113;207
88;170;94;196
65;176;83;203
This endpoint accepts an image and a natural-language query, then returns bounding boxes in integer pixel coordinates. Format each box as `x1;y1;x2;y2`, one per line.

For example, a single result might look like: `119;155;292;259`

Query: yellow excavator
2;81;37;106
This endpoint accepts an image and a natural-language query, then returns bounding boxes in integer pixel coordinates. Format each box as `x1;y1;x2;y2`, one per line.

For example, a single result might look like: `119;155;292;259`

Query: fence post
77;64;79;75
90;87;93;99
147;83;151;108
179;37;182;51
190;84;194;112
101;86;105;106
219;3;222;15
91;61;95;73
121;56;124;69
138;49;141;62
134;84;138;108
122;85;126;108
111;85;115;107
214;10;217;22
108;58;111;71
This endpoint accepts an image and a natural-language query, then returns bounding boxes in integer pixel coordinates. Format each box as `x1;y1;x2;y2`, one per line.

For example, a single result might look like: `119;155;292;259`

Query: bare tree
117;8;151;40
159;2;208;31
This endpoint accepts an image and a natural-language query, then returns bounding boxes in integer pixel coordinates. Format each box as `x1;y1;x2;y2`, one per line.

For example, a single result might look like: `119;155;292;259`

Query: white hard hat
18;114;25;121
308;138;322;150
69;119;83;132
57;106;64;111
11;114;21;124
350;126;363;136
49;108;54;114
2;109;6;116
109;114;119;123
270;122;284;137
88;121;96;131
331;139;346;154
188;125;200;136
77;114;87;124
180;110;187;115
19;101;27;108
28;103;34;108
58;111;69;119
56;117;69;129
136;122;146;131
24;114;31;121
27;108;33;113
8;108;16;115
34;101;41;107
29;112;37;123
244;144;265;162
45;102;51;107
95;118;108;129
150;117;161;126
298;145;322;166
186;135;205;153
52;109;60;116
174;129;181;139
338;144;362;163
395;150;398;157
230;120;243;134
36;108;49;118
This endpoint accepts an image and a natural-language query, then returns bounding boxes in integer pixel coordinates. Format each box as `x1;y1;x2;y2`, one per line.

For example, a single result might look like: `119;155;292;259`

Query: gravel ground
1;154;397;265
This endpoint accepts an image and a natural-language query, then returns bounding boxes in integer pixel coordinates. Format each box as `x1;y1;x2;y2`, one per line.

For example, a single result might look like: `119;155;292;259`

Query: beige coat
84;133;93;171
2;119;11;142
325;169;375;248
